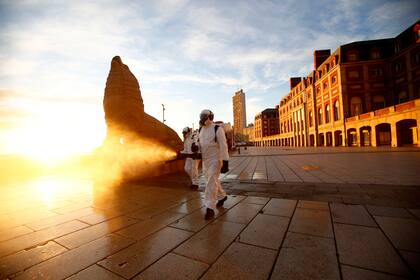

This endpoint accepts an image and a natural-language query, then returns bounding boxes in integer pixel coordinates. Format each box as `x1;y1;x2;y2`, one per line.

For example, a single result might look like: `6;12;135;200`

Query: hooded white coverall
182;131;200;186
199;121;229;210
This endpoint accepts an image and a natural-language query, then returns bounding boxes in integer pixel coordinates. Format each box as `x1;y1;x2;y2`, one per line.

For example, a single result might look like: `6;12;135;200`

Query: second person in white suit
181;127;200;190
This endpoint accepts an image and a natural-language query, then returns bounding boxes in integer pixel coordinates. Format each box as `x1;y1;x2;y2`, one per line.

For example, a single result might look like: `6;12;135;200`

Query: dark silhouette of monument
103;56;182;150
97;56;184;182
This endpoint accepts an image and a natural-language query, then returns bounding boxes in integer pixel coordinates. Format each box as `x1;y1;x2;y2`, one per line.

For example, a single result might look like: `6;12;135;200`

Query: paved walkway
0;148;419;279
225;147;420;185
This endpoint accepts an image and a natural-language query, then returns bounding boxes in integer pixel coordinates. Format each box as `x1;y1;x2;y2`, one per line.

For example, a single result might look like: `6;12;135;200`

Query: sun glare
3;105;106;166
12;127;103;165
25;175;94;207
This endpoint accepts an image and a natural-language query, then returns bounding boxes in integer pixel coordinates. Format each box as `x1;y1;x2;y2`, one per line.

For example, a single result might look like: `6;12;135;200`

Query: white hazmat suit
199;120;229;211
182;130;200;187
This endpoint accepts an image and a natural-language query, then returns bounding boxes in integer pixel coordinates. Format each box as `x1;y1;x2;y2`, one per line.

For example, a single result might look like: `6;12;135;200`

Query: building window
398;91;408;103
309;111;313;127
333;100;340;121
347;50;359;61
394;62;403;73
370;48;381;59
331;75;337;84
316;86;321;94
372;95;385;110
318;108;323;125
325;104;330;123
394;41;401;53
332;56;337;66
416;26;420;43
349;70;359;78
413;52;420;65
371;67;383;77
323;81;328;90
350;96;362;116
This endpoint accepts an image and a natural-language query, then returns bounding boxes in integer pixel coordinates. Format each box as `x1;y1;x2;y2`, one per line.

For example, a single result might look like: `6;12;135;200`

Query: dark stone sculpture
103;56;182;150
96;56;184;182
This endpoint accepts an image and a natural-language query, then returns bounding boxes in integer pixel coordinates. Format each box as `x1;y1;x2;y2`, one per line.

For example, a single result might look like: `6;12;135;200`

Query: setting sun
1;99;106;165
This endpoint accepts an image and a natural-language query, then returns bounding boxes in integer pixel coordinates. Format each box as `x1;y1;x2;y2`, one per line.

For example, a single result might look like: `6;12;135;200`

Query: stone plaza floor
0;147;419;279
225;146;420;185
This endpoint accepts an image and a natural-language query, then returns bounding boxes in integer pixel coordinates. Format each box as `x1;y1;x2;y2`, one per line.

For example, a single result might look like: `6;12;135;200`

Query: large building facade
254;108;279;142
255;21;420;148
232;89;247;141
243;124;255;142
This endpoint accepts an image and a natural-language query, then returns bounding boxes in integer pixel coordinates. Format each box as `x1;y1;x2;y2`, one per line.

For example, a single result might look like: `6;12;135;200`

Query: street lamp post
161;104;166;123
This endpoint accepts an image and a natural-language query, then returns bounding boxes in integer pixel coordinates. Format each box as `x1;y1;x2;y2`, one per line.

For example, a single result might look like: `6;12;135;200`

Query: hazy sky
0;0;419;156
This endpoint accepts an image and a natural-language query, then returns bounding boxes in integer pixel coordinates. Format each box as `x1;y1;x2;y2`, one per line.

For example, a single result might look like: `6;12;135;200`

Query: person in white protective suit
181;127;200;190
198;109;229;220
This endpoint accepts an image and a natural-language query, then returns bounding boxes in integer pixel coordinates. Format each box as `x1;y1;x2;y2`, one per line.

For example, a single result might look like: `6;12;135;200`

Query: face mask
199;116;207;126
199;110;213;126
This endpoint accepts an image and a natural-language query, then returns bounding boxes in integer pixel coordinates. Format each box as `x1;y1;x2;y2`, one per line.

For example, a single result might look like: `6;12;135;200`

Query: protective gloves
191;142;199;153
192;153;202;160
220;160;229;173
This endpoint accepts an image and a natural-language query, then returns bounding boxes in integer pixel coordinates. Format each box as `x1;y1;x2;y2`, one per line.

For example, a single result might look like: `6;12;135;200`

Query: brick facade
254;108;279;141
255;21;420;148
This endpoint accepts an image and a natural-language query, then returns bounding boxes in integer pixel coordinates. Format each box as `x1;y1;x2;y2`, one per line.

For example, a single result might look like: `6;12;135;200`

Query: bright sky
0;0;419;158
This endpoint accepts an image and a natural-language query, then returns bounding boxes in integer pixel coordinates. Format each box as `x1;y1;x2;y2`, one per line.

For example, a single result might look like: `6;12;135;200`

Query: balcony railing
345;98;419;123
395;100;415;112
375;107;389;116
359;112;372;120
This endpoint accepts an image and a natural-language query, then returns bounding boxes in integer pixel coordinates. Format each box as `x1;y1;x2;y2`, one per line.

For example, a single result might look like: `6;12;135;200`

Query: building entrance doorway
360;126;371;146
309;134;315;146
318;133;325;146
397;119;417;146
334;131;342;146
375;123;391;146
326;132;332;146
347;129;357;146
